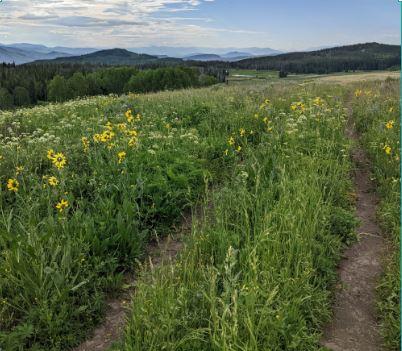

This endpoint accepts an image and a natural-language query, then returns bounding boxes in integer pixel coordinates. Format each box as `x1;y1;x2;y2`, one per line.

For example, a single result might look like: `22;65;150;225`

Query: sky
0;0;400;50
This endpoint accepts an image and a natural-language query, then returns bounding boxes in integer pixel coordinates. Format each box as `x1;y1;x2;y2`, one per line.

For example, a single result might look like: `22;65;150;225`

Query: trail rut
321;105;386;351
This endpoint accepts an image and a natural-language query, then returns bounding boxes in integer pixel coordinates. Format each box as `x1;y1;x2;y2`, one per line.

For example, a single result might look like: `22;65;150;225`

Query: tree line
0;63;218;109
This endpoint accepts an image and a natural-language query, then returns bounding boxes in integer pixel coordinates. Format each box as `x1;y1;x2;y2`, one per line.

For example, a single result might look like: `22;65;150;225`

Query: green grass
0;86;258;349
352;80;400;350
117;83;358;350
0;78;372;350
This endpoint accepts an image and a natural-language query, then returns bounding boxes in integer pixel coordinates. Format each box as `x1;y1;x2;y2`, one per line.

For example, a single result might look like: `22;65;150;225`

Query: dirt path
321;106;386;351
73;231;185;351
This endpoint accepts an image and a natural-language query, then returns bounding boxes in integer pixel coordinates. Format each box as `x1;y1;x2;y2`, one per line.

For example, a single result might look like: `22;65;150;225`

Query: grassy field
0;74;399;350
228;69;400;85
351;80;400;350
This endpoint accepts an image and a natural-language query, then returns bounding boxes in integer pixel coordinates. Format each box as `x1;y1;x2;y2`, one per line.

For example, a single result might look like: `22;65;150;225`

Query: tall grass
352;79;400;350
120;84;357;350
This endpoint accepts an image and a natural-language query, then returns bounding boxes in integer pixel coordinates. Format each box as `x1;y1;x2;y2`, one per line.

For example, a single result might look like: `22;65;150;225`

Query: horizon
0;0;399;51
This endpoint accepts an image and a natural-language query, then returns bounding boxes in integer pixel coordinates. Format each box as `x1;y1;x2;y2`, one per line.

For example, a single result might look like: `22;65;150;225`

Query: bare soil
321;109;386;350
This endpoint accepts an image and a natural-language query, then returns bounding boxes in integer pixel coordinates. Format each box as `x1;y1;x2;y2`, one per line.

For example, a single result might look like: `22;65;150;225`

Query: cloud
1;0;262;47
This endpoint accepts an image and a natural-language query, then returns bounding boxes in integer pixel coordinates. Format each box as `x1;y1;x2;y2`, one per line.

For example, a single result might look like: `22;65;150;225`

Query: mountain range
0;43;281;64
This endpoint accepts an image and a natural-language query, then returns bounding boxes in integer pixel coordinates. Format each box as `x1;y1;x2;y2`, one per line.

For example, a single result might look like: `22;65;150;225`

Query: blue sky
0;0;399;50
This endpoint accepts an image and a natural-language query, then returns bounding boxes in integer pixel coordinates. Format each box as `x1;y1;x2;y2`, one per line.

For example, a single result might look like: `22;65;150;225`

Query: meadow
352;79;400;350
0;74;399;350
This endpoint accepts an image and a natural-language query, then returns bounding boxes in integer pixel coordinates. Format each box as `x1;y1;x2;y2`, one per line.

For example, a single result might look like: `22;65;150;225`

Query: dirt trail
73;231;186;351
321;106;386;351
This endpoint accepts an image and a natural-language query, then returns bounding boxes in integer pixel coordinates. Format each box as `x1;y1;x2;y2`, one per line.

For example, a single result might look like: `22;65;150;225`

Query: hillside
234;42;401;73
184;53;223;61
0;45;71;64
34;48;183;66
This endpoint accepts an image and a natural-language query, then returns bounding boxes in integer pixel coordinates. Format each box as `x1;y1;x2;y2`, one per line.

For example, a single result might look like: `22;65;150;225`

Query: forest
0;63;218;108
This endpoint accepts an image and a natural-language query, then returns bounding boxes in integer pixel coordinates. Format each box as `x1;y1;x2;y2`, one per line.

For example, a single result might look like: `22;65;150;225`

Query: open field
228;69;400;85
0;74;399;350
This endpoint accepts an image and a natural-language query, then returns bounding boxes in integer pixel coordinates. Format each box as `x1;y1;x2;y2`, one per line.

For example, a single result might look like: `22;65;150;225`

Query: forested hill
233;43;401;73
34;48;183;66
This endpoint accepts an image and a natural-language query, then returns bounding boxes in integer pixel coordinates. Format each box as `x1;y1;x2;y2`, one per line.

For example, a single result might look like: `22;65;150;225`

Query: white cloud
0;0;244;47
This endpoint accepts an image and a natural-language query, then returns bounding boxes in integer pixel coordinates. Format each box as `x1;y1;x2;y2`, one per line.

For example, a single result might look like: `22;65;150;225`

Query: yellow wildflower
82;137;89;152
100;130;115;143
16;166;24;175
313;97;324;106
136;113;142;121
386;120;394;130
7;178;19;192
105;122;113;131
165;123;171;130
47;149;55;160
224;149;229;156
117;123;127;131
125;109;134;123
239;128;246;137
127;130;138;137
128;138;137;147
228;136;235;146
56;199;69;213
48;176;59;187
389;107;395;113
52;153;67;170
354;89;363;97
236;145;242;153
383;145;392;155
118;151;126;164
93;134;102;143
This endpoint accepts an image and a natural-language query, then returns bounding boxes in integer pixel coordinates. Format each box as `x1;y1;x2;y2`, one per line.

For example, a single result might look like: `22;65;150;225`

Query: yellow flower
47;149;55;160
264;99;270;105
224;149;229;156
239;128;246;137
93;134;102;143
56;199;69;213
117;123;127;131
354;89;363;97
118;151;126;164
7;178;19;192
100;130;115;143
235;145;242;153
386;120;394;130
105;122;113;131
136;113;142;121
81;137;90;152
383;145;392;155
228;136;235;146
313;97;324;106
165;123;171;130
125;109;134;123
48;176;59;187
16;166;24;175
128;138;137;147
127;129;138;137
389;107;395;113
52;153;67;170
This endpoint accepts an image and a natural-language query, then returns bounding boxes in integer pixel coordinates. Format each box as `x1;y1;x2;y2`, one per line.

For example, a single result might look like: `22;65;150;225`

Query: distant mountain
5;43;97;56
130;46;282;58
184;54;222;62
0;45;72;64
222;51;253;58
33;48;183;66
234;43;401;73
